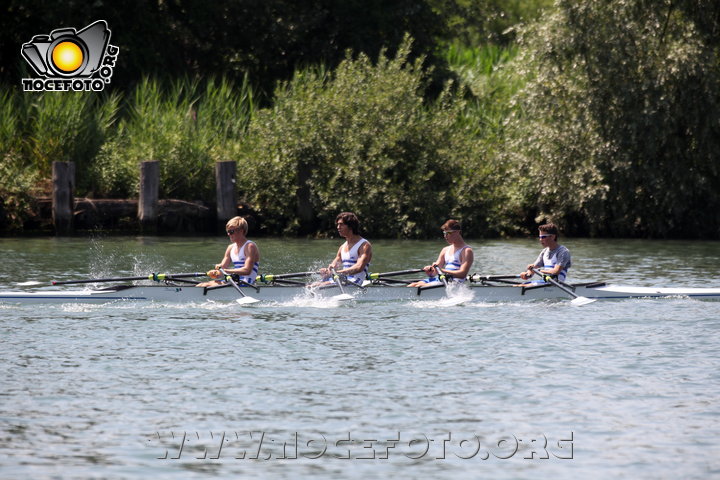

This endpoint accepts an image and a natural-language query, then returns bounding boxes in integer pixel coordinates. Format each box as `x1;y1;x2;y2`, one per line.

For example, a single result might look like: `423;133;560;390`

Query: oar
468;274;521;282
262;278;306;285
257;272;316;282
434;264;449;288
219;268;260;305
238;277;261;293
372;278;412;285
467;274;522;285
366;269;424;280
329;267;354;301
51;272;206;285
531;267;595;306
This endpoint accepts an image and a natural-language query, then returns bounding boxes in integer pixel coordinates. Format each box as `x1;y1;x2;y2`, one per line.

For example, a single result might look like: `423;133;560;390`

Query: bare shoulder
246;241;260;258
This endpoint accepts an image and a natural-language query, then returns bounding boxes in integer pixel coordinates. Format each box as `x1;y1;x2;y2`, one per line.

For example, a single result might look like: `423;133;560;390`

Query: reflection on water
1;237;720;479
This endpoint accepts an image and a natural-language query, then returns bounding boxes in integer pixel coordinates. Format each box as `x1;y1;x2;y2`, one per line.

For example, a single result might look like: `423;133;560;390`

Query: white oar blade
571;296;596;306
332;293;354;302
236;296;260;305
16;281;43;286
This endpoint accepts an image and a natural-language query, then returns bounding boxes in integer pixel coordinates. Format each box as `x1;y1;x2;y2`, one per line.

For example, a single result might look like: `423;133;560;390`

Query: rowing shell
2;282;720;304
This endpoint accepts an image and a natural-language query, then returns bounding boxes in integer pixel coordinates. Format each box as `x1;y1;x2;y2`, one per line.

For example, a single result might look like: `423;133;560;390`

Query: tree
506;0;720;238
3;0;447;96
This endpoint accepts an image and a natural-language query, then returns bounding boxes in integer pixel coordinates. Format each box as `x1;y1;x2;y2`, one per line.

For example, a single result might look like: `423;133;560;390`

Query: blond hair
226;216;248;234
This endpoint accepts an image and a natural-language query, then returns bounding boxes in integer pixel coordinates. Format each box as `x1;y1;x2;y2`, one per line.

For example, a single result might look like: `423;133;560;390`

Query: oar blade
236;296;260;305
331;293;354;302
570;296;596;306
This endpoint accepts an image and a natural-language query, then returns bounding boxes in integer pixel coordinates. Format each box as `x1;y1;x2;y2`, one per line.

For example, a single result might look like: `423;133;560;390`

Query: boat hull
2;282;720;304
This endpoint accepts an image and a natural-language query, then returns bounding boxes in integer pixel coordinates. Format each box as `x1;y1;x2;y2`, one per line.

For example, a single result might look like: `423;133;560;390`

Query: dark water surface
1;237;719;479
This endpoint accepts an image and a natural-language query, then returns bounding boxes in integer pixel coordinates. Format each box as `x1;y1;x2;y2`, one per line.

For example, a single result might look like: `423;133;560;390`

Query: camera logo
21;20;119;92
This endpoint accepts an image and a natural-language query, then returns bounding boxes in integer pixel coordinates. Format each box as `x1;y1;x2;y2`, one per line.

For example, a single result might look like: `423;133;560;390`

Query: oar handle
433;264;449;287
329;267;348;294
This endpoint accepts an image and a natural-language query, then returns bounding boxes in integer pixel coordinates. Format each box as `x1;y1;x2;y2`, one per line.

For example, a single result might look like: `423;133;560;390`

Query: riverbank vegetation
1;0;718;238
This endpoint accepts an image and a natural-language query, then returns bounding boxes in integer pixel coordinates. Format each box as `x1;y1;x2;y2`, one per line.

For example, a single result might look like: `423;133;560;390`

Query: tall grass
93;76;256;199
0;87;120;230
0;87;120;187
0;89;20;152
0;77;256;231
0;89;37;231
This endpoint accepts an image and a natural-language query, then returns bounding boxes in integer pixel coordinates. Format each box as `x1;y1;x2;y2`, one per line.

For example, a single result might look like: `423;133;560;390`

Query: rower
518;223;571;285
318;212;372;287
197;216;260;288
407;219;474;287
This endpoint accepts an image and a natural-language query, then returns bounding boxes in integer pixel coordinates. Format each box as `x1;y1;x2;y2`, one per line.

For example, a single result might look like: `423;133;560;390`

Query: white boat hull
2;282;720;304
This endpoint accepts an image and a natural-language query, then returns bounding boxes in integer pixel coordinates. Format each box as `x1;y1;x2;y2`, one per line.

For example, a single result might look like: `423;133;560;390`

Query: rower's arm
520;252;545;279
329;249;343;270
319;249;343;279
213;245;233;269
429;250;446;276
207;245;234;278
539;263;564;276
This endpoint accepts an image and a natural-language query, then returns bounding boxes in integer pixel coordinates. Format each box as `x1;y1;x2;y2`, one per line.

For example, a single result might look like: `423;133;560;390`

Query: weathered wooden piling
52;161;75;235
215;161;237;229
138;161;160;233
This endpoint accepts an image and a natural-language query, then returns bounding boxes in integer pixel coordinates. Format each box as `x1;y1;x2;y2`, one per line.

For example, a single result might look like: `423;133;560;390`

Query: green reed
92;76;256;200
0;76;256;231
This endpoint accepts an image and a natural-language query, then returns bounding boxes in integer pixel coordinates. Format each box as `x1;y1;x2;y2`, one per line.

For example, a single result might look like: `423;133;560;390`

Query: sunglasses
538;234;554;239
443;230;457;236
227;229;239;235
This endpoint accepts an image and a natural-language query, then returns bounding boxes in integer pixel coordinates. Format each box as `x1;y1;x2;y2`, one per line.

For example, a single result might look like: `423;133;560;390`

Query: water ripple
2;238;720;478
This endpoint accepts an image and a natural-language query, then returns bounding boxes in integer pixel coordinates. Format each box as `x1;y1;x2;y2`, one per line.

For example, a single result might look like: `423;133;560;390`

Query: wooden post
215;161;237;229
52;161;75;235
138;161;160;233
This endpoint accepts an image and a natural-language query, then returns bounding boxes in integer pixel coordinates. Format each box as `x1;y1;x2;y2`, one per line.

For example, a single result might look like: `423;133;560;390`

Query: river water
1;236;719;479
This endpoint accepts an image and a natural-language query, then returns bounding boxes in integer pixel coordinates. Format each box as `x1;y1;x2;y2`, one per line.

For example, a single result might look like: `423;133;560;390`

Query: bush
238;36;500;237
0;152;39;232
